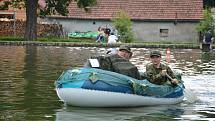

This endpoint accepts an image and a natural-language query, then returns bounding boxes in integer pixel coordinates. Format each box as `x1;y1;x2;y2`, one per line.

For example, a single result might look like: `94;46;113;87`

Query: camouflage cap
150;50;161;57
119;45;132;53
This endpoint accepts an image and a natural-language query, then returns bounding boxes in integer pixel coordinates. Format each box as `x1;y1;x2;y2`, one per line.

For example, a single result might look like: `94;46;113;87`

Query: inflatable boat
55;68;184;107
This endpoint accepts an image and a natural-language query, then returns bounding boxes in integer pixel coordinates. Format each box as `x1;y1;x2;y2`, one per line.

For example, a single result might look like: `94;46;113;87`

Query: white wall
47;18;199;43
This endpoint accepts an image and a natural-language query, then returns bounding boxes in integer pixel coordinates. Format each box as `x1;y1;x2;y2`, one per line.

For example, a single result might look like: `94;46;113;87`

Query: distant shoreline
0;41;202;49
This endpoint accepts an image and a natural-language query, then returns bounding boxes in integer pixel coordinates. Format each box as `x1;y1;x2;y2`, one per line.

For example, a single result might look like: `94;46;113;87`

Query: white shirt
108;35;118;44
106;48;118;55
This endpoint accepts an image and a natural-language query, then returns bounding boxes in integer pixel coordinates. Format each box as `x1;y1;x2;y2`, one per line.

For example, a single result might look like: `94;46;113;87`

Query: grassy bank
0;36;201;49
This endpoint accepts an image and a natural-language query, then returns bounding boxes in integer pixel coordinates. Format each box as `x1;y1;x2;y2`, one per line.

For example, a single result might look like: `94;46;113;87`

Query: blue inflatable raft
55;68;184;107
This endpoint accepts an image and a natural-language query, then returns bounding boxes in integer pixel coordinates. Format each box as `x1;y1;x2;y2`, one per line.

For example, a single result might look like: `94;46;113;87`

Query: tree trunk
24;0;38;41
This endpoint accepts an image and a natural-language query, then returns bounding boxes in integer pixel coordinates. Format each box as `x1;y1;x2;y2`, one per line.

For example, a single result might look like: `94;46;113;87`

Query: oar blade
183;89;197;103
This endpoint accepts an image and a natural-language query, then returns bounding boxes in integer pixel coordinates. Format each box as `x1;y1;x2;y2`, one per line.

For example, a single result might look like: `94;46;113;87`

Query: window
160;29;169;37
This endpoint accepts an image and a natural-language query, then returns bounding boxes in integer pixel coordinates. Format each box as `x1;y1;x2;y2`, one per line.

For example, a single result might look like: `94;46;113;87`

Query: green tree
0;0;97;41
111;10;134;43
196;9;215;35
203;0;215;8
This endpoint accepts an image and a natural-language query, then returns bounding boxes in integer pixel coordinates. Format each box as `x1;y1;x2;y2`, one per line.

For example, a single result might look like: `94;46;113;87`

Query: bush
112;10;134;43
196;8;215;35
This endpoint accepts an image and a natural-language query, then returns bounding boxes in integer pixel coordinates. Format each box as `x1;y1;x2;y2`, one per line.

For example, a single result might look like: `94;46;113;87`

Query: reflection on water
56;105;185;121
0;45;215;121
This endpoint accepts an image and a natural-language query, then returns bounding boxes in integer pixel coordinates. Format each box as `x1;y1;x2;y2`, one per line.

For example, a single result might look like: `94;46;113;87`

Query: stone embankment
0;41;201;49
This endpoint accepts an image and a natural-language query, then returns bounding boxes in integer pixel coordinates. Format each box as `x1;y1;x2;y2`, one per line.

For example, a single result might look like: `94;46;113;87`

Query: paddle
166;73;197;103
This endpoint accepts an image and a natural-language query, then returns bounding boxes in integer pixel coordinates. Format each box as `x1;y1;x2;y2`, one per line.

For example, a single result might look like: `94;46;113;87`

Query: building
45;0;204;42
0;9;26;21
212;8;215;19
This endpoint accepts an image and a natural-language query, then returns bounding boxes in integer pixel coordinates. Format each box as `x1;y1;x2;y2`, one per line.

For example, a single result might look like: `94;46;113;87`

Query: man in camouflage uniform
146;50;179;85
85;45;141;79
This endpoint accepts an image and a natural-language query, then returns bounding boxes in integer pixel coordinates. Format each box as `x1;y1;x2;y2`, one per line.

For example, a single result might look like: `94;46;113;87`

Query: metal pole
13;11;16;36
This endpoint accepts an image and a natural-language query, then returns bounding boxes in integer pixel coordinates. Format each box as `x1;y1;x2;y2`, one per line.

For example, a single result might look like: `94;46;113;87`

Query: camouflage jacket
146;63;176;85
85;54;141;79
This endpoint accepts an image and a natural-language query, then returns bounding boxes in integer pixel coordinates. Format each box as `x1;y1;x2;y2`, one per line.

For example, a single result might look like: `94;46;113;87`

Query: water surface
0;45;215;121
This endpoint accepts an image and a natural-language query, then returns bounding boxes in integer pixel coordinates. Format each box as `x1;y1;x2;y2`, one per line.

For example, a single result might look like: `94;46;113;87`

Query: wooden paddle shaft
166;73;173;81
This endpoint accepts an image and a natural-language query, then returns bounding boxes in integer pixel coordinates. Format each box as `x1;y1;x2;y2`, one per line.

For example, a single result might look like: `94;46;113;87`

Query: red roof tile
53;0;203;20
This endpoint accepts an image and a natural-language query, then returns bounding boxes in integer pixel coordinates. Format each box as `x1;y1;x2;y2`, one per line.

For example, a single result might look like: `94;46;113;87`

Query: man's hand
161;70;167;76
171;79;179;85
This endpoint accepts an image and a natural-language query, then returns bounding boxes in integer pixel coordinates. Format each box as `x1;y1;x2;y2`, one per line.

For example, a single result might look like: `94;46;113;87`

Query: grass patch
0;36;24;41
0;36;95;43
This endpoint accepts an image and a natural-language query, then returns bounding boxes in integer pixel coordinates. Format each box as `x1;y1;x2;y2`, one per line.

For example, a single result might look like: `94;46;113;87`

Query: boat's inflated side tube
55;68;184;98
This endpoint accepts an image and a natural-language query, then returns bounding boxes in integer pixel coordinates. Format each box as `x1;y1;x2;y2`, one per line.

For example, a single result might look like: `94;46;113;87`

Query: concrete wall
46;18;112;35
211;7;215;19
133;21;199;43
47;18;199;43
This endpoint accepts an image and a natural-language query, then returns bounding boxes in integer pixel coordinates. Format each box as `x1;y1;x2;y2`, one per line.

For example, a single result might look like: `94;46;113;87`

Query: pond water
0;45;215;121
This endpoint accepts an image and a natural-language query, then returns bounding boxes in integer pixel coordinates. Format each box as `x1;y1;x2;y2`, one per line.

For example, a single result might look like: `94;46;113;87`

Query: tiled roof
52;0;204;20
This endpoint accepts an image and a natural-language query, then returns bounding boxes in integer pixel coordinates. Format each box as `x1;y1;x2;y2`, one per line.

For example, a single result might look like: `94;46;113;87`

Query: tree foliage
0;0;97;41
0;1;25;11
203;0;215;8
111;10;134;43
196;9;215;34
41;0;97;16
0;0;97;15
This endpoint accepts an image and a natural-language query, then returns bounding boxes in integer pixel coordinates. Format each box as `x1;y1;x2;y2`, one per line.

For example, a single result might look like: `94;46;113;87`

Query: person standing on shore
96;27;105;43
203;30;214;49
107;32;118;45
